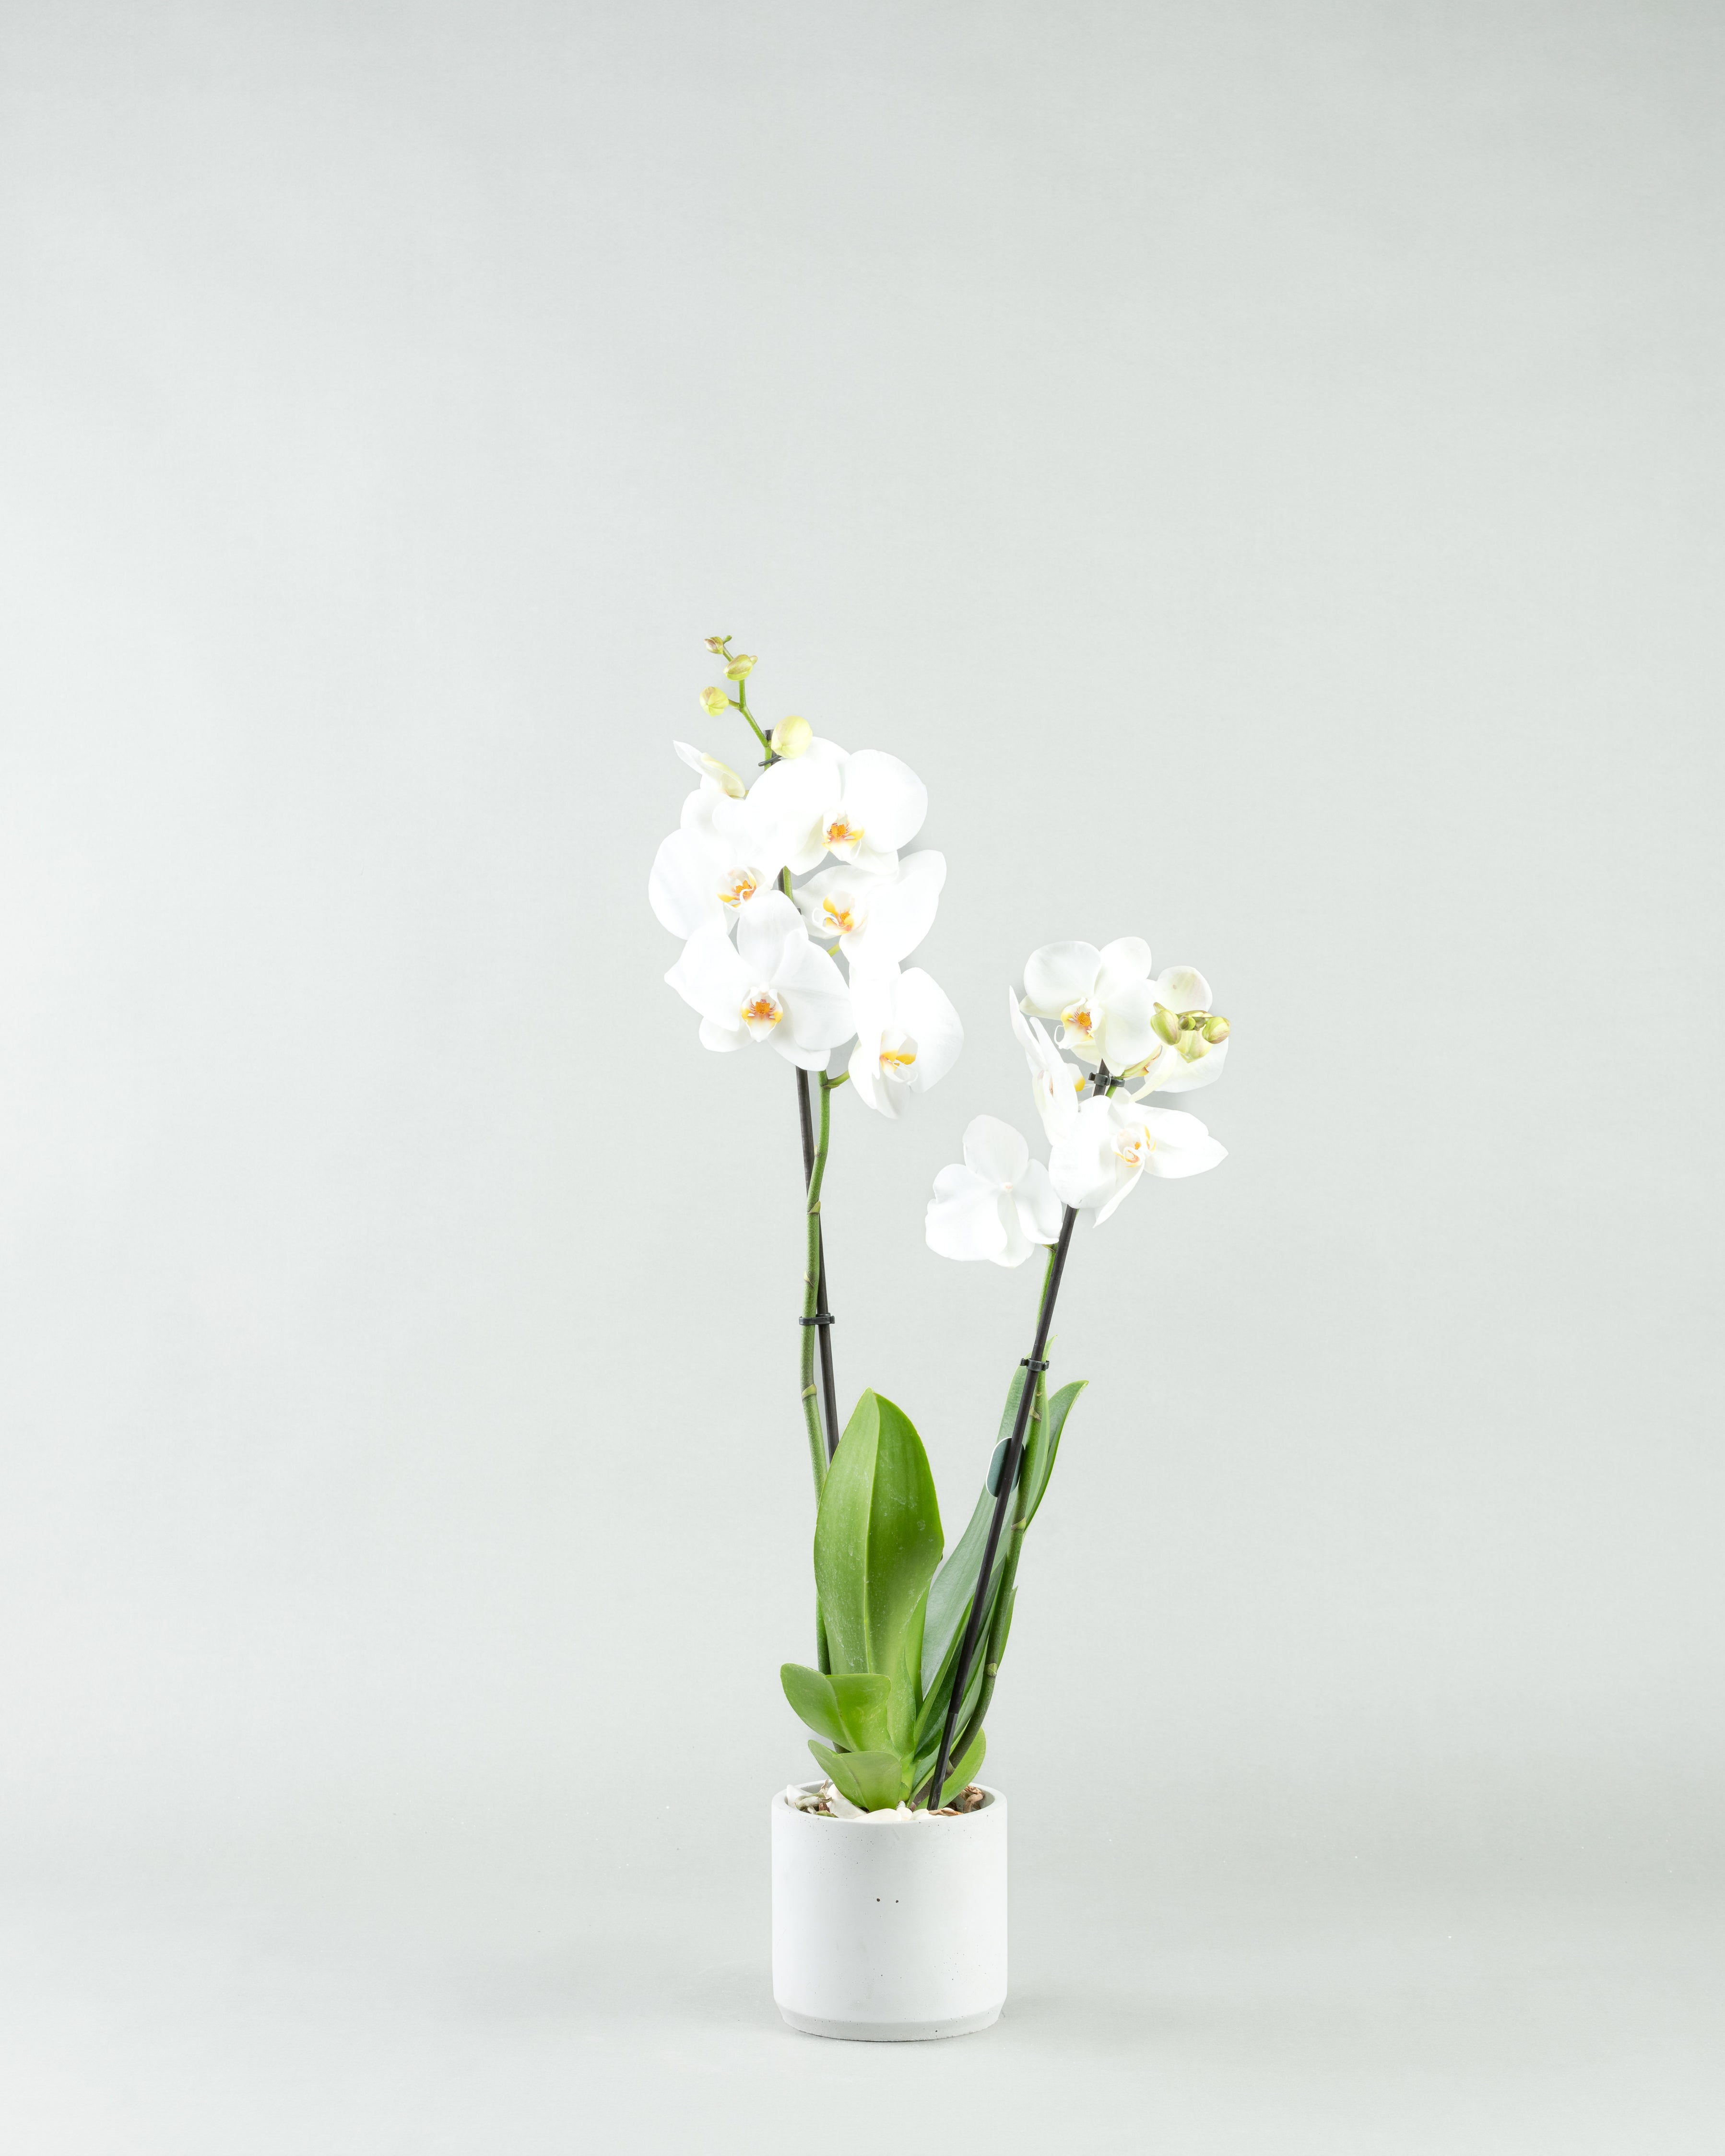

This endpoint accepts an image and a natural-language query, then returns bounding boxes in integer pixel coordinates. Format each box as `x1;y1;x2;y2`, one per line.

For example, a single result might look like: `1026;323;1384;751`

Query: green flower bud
1152;1003;1181;1046
1202;1013;1230;1043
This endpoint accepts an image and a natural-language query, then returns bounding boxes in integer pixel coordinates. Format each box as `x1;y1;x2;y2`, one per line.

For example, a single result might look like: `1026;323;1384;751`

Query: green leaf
781;1664;893;1751
809;1741;907;1812
887;1587;926;1757
829;1673;892;1753
814;1391;944;1682
939;1728;986;1808
921;1368;1027;1693
781;1663;847;1746
1022;1379;1085;1526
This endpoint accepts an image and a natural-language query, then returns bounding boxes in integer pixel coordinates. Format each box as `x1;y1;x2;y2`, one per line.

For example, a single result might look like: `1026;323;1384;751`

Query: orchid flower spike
1018;938;1162;1072
925;1115;1062;1266
1050;1095;1226;1222
848;964;963;1117
1126;967;1231;1096
795;851;946;968
665;889;853;1069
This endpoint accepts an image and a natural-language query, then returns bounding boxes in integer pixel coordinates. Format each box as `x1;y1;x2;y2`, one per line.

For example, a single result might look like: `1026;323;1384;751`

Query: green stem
733;685;772;758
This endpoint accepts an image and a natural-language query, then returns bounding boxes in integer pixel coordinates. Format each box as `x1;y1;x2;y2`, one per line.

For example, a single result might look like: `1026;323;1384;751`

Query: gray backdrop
1;3;1719;2149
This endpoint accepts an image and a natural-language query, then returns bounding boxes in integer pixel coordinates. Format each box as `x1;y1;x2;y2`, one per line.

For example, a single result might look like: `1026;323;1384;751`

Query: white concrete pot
770;1782;1008;2040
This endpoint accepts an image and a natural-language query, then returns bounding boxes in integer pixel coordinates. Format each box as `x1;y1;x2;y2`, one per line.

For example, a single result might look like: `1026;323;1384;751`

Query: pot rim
776;1779;1004;1825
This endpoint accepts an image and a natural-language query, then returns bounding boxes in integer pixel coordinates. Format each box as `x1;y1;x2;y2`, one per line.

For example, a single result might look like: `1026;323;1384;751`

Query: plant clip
799;1315;836;1326
1020;1356;1050;1371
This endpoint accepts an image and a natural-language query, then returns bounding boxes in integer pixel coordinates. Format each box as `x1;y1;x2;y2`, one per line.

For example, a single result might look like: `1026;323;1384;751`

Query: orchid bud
725;653;757;681
1178;1030;1208;1061
704;634;729;653
1180;1010;1205;1031
1202;1013;1230;1043
699;685;730;716
1152;1003;1181;1046
771;713;812;758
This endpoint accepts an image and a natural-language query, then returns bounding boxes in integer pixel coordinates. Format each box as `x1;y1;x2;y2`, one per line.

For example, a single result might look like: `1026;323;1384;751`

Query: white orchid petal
733;888;806;978
962;1114;1030;1189
697;1015;745;1052
1093;980;1160;1072
840;750;928;853
1154;966;1212;1014
852;850;945;964
1094;937;1154;999
664;919;752;1023
1022;942;1100;1018
926;1164;1010;1261
1015;1159;1064;1244
648;829;724;940
890;968;963;1092
1048;1096;1120;1210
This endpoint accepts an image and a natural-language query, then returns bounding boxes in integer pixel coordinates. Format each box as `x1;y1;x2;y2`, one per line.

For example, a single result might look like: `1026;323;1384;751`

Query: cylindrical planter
770;1782;1008;2040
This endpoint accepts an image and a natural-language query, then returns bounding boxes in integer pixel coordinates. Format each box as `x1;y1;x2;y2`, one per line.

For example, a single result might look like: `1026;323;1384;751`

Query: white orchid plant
653;637;1231;1814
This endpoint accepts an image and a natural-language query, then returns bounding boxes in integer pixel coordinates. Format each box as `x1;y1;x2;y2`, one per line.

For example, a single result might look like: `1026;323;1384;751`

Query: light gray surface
0;2;1721;2146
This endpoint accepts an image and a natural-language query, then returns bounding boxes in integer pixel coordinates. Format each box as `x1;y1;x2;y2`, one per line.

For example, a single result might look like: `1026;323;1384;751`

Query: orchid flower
1007;989;1087;1143
649;782;786;940
665;889;852;1069
1019;938;1162;1071
1049;1095;1226;1222
795;850;946;967
1126;967;1231;1096
925;1115;1062;1266
742;740;928;876
847;964;964;1117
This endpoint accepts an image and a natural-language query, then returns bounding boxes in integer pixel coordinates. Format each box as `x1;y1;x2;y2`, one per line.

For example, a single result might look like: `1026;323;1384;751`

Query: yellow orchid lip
719;870;759;910
740;988;784;1038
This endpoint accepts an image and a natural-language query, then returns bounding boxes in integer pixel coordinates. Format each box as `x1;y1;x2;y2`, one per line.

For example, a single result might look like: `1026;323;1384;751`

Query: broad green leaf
1022;1379;1085;1526
829;1673;892;1753
781;1664;893;1750
921;1367;1028;1692
809;1741;907;1812
814;1391;944;1682
940;1727;986;1808
781;1663;846;1746
887;1587;927;1757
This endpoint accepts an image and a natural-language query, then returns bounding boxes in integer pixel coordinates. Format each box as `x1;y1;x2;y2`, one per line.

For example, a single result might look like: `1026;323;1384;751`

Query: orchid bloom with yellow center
738;739;928;878
1018;938;1162;1071
1049;1093;1226;1222
665;891;853;1070
848;963;964;1118
794;851;946;968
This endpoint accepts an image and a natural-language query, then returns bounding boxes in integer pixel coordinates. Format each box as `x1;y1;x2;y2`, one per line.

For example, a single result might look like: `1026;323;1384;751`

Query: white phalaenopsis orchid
1050;1094;1226;1222
1007;989;1087;1143
650;781;783;940
1127;966;1231;1096
1019;938;1163;1072
925;1115;1062;1266
848;964;964;1117
665;889;853;1070
743;740;928;876
796;850;946;967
